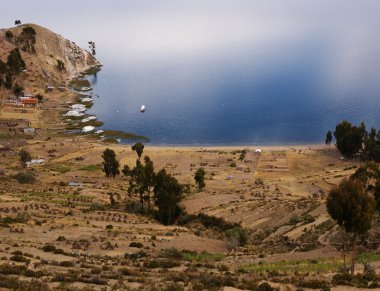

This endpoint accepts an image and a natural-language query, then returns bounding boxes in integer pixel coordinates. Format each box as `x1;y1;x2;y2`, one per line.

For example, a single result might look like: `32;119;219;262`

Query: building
20;97;38;107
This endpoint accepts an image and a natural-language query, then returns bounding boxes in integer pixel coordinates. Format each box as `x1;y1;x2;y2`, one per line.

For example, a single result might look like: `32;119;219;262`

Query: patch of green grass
182;252;225;262
69;78;90;89
53;166;71;174
79;165;101;171
242;258;341;274
103;130;150;142
356;252;380;264
80;66;101;76
241;252;380;274
81;120;103;127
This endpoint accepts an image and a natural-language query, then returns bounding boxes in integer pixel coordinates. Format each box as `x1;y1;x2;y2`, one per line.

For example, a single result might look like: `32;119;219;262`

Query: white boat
71;104;86;112
82;116;97;123
64;110;85;117
81;97;93;103
95;130;104;134
80;87;92;92
140;105;146;112
116;138;121;143
82;126;95;133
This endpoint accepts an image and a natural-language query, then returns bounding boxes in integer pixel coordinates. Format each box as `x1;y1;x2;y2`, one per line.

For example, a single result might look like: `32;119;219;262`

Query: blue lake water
2;0;380;145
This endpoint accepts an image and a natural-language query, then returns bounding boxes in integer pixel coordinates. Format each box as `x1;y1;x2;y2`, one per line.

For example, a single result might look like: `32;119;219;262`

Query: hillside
0;23;100;92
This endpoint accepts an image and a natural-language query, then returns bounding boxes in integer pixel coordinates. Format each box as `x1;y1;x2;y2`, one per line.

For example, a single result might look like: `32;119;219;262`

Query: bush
129;242;143;248
5;30;13;39
124;251;146;260
56;236;66;241
226;227;248;247
42;245;56;252
10;254;30;263
1;212;30;225
12;172;36;184
144;259;180;269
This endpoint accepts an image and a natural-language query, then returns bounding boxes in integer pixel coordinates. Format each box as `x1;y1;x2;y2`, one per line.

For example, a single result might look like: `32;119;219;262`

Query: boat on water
116;138;121;143
140;105;146;112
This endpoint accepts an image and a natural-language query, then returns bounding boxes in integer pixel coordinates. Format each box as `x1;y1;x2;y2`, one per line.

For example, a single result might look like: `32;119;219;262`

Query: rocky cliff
0;23;100;88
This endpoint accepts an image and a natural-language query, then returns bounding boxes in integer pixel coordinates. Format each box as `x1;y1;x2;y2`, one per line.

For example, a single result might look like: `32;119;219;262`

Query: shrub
129;242;143;248
5;30;13;39
60;261;75;267
257;282;275;291
42;245;56;252
144;259;180;269
124;251;146;260
10;254;30;263
12;172;36;184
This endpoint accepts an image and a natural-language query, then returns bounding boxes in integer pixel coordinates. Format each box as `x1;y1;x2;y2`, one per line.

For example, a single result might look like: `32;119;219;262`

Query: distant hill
0;23;100;91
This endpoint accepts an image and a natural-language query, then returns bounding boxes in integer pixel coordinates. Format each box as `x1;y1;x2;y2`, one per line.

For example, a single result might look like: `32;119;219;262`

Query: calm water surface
2;0;380;145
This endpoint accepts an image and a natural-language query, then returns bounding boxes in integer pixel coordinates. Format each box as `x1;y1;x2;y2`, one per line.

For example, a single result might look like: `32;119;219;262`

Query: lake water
3;0;380;145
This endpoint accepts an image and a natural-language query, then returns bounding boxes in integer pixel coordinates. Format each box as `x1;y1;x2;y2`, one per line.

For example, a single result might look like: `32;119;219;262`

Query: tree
19;149;32;167
88;41;96;56
132;142;144;159
154;169;182;225
13;83;24;96
194;168;206;191
102;148;119;178
361;127;380;162
5;30;13;40
351;163;380;190
56;60;65;71
36;94;43;102
124;156;155;213
325;130;332;150
4;71;13;89
351;164;380;214
374;184;380;213
327;178;376;275
15;20;21;25
7;48;25;73
334;120;366;157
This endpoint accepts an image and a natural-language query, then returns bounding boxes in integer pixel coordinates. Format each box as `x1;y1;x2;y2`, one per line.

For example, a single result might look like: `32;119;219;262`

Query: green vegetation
329;120;380;161
103;130;150;142
122;147;183;224
1;212;30;226
69;78;91;88
17;26;36;52
7;48;26;73
102;148;120;178
19;149;32;167
125;155;155;214
132;142;144;158
242;253;380;274
12;172;36;184
0;48;26;90
194;168;206;191
88;41;96;56
159;248;224;262
79;165;101;171
327;178;376;275
154;169;182;225
325;130;332;149
56;59;65;71
53;165;71;174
